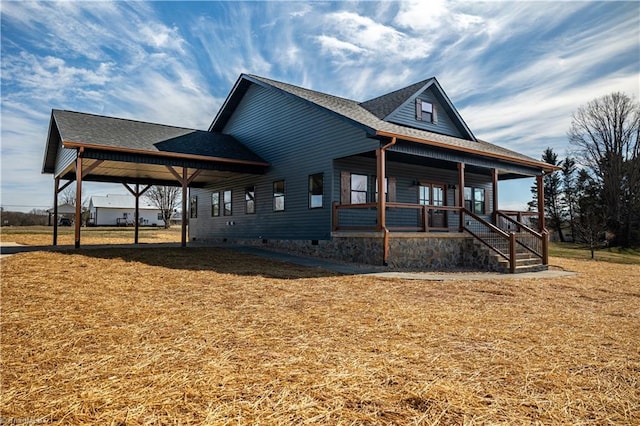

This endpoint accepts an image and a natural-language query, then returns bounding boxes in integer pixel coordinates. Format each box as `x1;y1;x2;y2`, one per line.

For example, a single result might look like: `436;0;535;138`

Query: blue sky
1;0;639;212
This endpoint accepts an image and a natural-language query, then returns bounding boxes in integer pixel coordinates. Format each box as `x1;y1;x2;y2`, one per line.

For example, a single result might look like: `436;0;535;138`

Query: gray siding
189;83;379;241
391;141;541;177
55;143;77;176
386;86;465;138
334;157;493;230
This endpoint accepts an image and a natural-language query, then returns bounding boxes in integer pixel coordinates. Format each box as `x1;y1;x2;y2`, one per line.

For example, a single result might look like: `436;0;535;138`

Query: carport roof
42;109;268;175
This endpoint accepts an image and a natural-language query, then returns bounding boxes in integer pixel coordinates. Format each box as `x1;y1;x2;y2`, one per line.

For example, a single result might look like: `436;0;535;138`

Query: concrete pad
367;270;576;281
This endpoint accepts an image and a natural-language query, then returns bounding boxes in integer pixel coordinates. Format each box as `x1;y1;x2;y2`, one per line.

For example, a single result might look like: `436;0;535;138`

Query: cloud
317;11;432;63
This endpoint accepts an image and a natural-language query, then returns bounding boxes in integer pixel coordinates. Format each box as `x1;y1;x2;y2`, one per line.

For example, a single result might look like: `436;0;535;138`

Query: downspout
377;136;397;266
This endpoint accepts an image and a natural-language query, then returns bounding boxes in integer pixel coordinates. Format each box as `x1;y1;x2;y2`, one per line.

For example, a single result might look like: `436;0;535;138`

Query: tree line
531;92;639;249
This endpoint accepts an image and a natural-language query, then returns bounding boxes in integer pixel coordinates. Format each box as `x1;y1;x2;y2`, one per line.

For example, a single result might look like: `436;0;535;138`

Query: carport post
53;177;59;246
166;166;201;248
124;183;151;244
74;152;83;249
181;167;188;248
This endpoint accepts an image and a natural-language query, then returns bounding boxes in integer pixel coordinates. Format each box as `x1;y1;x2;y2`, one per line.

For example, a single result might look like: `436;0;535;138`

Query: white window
416;98;438;124
350;174;368;204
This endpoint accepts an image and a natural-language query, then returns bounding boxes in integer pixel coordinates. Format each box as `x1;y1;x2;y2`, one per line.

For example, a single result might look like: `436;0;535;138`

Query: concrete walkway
228;245;576;281
1;241;576;280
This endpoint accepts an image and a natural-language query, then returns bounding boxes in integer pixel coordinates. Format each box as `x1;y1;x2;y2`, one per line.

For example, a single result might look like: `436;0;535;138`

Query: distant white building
88;194;164;227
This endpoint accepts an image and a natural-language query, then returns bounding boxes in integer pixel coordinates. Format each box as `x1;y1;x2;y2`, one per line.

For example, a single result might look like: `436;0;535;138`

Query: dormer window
416;99;438;124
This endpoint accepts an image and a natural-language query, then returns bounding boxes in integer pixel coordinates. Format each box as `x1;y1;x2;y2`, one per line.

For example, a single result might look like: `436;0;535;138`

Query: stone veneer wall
204;232;502;272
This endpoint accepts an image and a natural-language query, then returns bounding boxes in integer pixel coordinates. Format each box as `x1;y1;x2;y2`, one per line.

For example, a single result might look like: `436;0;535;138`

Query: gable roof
210;74;557;173
43;110;268;174
360;77;476;141
360;78;433;121
89;194;158;210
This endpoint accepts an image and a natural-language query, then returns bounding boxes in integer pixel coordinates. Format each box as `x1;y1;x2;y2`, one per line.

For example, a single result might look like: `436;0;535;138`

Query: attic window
416;99;438;124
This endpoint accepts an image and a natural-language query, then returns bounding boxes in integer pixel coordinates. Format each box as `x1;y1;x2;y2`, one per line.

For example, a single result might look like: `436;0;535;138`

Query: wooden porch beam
82;159;104;179
57;178;74;194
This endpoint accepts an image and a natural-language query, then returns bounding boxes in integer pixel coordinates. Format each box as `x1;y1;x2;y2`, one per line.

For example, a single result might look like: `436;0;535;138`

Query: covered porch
332;135;552;273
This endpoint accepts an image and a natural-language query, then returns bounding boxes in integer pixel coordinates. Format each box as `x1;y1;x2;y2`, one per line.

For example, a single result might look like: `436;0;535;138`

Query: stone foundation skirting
204;232;501;272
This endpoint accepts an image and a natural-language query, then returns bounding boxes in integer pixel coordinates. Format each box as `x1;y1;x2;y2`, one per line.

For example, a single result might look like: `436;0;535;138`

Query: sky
1;0;639;213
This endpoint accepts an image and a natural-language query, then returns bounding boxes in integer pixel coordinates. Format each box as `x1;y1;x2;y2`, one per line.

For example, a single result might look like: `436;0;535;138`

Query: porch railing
332;202;460;232
496;211;548;265
331;203;548;272
462;208;516;272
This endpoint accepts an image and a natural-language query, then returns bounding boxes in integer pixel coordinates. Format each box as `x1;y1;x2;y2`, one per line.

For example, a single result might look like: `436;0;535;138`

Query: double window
464;187;486;215
418;183;444;206
341;171;395;204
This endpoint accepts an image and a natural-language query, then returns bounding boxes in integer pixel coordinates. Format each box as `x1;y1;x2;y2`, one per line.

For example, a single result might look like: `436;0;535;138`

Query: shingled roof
212;74;556;172
360;78;434;120
43;110;268;174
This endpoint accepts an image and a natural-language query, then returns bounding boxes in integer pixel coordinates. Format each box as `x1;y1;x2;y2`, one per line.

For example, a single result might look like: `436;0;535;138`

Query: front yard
1;245;639;424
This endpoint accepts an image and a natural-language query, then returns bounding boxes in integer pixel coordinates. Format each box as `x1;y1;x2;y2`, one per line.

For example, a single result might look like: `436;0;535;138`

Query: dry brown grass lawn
0;225;181;246
1;247;639;424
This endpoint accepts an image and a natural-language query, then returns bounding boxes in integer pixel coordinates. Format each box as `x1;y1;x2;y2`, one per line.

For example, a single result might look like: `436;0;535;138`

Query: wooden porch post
74;151;83;248
134;184;140;243
166;166;201;248
536;174;545;232
181;167;188;248
53;177;59;246
376;147;386;231
458;162;465;231
492;168;499;224
124;183;151;244
377;137;396;266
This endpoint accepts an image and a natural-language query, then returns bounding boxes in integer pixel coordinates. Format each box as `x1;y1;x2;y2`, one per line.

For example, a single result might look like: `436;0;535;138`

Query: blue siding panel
386;87;465;139
190;83;379;241
55;145;77;176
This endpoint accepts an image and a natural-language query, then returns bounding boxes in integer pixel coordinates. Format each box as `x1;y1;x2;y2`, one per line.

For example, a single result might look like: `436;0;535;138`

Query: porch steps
474;237;547;274
494;253;547;274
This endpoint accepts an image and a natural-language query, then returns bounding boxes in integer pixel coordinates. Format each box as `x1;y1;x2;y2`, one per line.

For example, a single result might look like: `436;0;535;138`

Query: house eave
62;140;271;167
375;130;560;173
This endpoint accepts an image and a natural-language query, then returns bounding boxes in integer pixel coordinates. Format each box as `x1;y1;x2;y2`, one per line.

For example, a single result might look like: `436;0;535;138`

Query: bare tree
144;186;181;228
568;92;640;246
60;186;77;205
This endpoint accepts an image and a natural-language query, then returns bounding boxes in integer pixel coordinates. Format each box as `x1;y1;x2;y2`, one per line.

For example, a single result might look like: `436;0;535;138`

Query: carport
42;110;269;248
